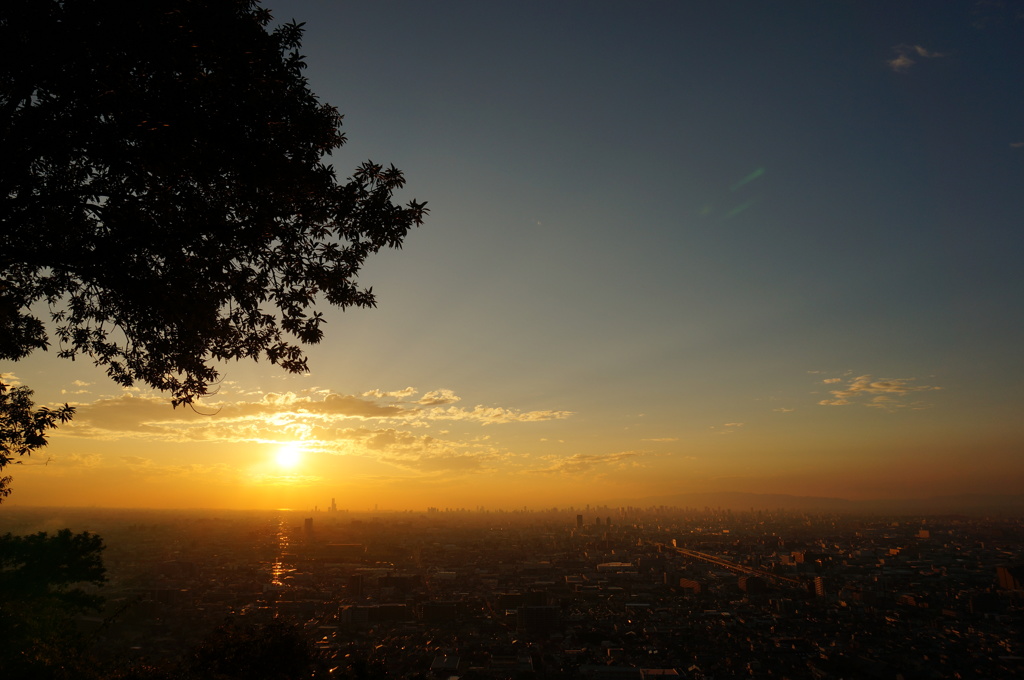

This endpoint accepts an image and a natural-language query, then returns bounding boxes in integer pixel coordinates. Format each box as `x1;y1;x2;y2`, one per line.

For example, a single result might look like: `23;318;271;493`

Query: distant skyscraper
576;514;583;529
303;517;313;533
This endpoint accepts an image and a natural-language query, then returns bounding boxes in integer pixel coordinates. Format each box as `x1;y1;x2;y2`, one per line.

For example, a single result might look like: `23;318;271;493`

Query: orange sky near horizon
5;1;1024;512
4;360;1021;512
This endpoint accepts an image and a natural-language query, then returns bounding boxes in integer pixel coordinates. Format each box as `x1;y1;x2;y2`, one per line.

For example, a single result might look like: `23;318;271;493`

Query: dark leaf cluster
188;619;326;679
0;381;75;500
0;529;106;679
0;528;106;608
0;0;427;406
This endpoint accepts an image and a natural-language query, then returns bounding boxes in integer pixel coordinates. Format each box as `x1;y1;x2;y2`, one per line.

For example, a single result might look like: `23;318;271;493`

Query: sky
5;0;1024;511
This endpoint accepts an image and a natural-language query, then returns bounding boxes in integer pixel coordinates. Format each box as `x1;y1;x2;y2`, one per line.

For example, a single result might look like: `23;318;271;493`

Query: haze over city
5;0;1023;511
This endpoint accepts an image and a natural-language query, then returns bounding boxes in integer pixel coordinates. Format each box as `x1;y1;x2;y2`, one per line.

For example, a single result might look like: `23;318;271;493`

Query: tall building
576;514;583;529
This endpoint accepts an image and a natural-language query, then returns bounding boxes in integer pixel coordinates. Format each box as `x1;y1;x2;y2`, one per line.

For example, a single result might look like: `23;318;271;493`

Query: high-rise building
576;514;583;529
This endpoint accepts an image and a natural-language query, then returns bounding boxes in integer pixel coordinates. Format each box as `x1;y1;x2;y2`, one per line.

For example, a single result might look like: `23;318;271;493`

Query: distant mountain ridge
602;491;1024;514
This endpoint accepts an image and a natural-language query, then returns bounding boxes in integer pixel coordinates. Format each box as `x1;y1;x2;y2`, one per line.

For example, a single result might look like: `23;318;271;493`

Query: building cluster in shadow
3;505;1023;678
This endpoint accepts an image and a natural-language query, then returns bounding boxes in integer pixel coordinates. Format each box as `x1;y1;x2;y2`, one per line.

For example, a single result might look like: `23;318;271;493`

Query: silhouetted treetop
0;383;75;500
1;0;427;405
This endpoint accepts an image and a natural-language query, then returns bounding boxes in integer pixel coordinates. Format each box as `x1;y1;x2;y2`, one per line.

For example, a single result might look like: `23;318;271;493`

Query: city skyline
5;0;1024;510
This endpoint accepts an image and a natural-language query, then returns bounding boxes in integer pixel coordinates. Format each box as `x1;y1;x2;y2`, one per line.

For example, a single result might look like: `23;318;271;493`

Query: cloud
818;374;942;409
0;372;22;387
56;452;103;468
912;45;944;58
642;437;679;442
383;452;490;473
888;44;946;72
712;422;745;436
773;407;795;413
252;391;404;418
887;54;915;72
362;386;417;399
59;390;573;444
416;389;461;406
823;378;842;384
529;450;646;475
1011;142;1024;148
420;405;573;425
50;387;571;476
113;453;237;480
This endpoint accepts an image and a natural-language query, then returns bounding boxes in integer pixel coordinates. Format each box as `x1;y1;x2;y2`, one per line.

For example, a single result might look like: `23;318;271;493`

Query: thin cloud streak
818;374;942;409
528;450;649;475
888;44;946;72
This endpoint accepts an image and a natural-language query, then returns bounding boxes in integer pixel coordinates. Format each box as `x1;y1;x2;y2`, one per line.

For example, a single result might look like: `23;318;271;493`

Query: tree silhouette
0;382;75;501
0;529;107;677
1;0;427;407
189;619;325;680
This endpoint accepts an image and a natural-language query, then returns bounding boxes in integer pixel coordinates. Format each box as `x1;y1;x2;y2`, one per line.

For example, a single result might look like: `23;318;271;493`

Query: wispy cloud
712;422;745;436
818;374;942;409
416;389;461;406
528;450;647;475
888;44;947;72
420;404;573;425
642;437;679;442
49;387;571;472
114;454;238;480
362;386;417;399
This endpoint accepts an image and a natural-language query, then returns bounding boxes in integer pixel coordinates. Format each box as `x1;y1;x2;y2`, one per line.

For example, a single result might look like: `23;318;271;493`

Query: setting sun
274;443;302;470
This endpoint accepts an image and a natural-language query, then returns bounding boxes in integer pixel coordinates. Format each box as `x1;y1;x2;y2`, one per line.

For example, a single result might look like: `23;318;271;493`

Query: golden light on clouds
9;361;1021;511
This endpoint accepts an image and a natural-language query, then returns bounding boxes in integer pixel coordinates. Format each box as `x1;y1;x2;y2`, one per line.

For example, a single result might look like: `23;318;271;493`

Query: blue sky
6;0;1024;509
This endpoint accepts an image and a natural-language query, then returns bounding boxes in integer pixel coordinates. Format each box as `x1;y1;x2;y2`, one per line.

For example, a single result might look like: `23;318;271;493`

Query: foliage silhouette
0;0;427;407
189;618;325;680
0;382;75;501
0;529;107;678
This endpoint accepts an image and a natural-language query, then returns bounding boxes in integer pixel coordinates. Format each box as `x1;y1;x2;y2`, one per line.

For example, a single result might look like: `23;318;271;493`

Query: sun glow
275;442;303;469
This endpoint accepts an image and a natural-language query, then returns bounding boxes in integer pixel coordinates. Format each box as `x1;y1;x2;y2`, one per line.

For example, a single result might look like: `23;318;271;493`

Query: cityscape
3;503;1022;678
4;1;1024;678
